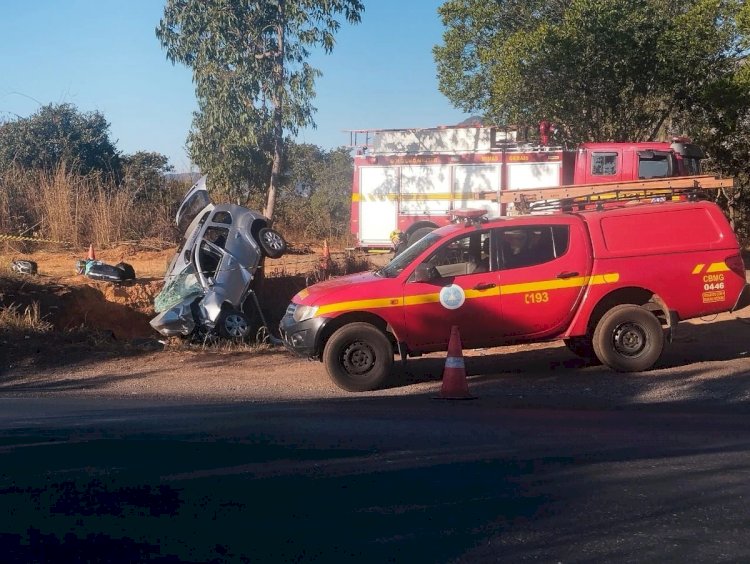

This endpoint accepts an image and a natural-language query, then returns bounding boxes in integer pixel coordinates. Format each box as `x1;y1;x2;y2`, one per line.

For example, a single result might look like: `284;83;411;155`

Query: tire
217;308;252;340
407;226;434;247
258;228;287;259
115;262;136;280
323;322;394;392
592;304;664;372
563;336;598;361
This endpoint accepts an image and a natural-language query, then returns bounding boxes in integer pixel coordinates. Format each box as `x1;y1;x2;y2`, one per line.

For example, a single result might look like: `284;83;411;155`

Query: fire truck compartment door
453;164;501;217
399;164;451;215
359;166;398;244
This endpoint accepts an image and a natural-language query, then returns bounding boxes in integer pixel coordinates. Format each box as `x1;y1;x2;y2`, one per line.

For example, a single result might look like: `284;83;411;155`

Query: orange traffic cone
437;325;475;400
87;243;96;260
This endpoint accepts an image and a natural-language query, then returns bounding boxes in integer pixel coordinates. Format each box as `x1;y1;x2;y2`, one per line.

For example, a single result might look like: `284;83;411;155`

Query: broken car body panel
151;176;284;339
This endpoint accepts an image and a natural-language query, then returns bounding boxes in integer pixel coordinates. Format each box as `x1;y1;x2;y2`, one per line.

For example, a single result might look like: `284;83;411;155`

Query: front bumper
279;313;327;358
150;299;197;337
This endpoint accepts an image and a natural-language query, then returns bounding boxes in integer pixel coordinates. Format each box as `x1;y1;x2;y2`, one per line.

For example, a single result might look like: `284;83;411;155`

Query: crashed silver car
150;175;286;340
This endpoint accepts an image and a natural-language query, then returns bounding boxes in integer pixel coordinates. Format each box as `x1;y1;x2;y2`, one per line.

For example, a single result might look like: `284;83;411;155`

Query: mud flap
666;309;679;343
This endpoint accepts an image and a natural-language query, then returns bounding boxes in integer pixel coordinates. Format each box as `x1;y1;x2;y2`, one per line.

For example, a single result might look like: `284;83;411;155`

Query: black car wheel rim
613;322;646;356
342;341;375;375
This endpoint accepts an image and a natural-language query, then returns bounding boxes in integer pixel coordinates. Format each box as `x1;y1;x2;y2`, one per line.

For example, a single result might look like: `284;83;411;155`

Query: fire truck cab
349;125;704;250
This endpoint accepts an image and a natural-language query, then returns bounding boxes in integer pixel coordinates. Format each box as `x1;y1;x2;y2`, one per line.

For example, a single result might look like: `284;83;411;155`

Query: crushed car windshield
154;263;203;313
377;233;441;278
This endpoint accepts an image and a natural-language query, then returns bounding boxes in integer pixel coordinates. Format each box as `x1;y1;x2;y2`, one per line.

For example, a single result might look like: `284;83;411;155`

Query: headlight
293;304;319;322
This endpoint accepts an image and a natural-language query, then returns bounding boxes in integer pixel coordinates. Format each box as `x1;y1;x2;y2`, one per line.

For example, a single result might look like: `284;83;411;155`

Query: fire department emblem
439;284;465;310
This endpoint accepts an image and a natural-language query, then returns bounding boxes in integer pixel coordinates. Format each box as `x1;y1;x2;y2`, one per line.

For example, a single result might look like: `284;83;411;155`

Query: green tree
0;103;121;176
434;0;748;143
156;0;364;217
122;151;174;199
275;142;353;239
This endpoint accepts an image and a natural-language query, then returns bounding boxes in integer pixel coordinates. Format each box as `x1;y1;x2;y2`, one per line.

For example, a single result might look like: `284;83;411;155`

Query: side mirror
413;263;436;283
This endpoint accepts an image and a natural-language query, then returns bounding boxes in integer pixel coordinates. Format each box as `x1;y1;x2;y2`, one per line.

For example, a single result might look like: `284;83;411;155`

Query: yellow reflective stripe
317;296;404;316
312;272;620;317
692;264;705;274
404;293;441;306
706;262;730;273
499;273;619;296
352;192;488;202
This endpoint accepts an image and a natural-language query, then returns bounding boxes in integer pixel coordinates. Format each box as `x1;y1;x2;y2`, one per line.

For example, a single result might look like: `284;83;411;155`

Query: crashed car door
176;175;214;236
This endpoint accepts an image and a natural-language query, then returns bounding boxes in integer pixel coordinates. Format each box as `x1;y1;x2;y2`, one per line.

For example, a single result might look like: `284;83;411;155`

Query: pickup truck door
495;219;591;339
403;229;502;350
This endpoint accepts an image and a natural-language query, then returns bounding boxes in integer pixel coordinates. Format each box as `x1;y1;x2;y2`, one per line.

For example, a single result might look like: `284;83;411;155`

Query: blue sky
0;1;469;172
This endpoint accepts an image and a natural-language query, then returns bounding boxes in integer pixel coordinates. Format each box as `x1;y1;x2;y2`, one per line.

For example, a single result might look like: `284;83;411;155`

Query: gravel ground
3;310;750;413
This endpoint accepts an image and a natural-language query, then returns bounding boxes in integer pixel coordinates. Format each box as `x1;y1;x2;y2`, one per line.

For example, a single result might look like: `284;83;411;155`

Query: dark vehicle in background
151;176;286;340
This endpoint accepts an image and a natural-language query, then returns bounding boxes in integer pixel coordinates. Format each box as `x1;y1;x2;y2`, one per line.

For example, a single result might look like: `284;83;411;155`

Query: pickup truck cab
281;202;750;392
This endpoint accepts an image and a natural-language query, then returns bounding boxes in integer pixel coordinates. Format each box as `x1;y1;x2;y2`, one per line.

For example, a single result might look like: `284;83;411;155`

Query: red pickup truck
281;200;749;392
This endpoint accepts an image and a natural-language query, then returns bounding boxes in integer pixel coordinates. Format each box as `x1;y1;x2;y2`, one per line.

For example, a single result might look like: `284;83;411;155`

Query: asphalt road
2;393;750;563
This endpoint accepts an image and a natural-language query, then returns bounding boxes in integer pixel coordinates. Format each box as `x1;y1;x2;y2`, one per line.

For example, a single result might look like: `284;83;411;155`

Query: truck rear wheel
323;322;393;392
592;304;664;372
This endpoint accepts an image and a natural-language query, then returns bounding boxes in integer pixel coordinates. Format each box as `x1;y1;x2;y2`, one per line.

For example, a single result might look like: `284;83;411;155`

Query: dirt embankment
0;243;383;342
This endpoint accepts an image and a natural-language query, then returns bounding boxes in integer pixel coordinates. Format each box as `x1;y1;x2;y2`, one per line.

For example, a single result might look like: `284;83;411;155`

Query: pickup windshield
377;233;441;278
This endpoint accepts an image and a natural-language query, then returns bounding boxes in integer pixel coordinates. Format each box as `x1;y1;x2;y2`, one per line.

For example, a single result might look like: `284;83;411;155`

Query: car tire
563;336;599;362
407;227;434;247
323;322;394;392
217;308;253;340
258;228;287;259
115;262;136;280
592;304;664;372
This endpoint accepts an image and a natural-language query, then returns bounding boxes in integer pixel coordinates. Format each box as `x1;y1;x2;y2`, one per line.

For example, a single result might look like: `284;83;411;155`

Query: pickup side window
591;152;618;176
638;150;672;179
421;231;493;278
499;225;570;269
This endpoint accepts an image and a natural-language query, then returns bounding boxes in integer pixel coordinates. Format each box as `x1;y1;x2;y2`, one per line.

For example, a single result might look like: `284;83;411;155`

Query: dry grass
0;302;53;333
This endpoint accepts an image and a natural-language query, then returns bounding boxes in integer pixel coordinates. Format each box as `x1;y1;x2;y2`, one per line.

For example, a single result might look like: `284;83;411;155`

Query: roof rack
489;175;733;215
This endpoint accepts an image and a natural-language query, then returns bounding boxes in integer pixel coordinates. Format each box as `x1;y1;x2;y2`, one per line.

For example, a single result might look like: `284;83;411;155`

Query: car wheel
218;308;252;340
563;335;599;362
592;304;664;372
115;262;136;280
407;227;434;247
323;322;394;392
258;228;287;259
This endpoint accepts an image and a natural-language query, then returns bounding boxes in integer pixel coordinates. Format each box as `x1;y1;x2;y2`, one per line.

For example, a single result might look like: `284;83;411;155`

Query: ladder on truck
485;175;734;214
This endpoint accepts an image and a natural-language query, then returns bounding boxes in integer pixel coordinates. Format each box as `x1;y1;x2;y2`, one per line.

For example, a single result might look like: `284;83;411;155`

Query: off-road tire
592;304;664;372
258;228;287;259
115;262;136;280
323;322;394;392
217;308;253;340
563;336;598;362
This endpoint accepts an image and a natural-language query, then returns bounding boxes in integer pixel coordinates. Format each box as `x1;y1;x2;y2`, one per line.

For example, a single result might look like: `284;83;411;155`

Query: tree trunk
264;3;285;221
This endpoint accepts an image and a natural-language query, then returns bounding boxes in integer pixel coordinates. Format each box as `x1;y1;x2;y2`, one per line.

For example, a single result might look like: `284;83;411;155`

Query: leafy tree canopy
0;103;121;176
157;0;364;216
122;151;175;198
434;0;749;143
273;142;353;239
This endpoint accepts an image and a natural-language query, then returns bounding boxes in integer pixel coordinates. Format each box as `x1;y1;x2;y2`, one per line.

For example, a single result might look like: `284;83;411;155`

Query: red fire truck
349;124;705;249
